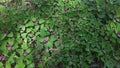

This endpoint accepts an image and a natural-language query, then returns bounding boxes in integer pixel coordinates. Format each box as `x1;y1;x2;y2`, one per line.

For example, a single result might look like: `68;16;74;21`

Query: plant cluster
0;0;120;68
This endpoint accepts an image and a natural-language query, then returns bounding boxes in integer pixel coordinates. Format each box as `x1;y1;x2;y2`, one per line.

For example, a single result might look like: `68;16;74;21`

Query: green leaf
50;35;56;42
26;28;32;33
45;41;53;48
116;8;120;17
16;38;22;43
21;6;27;10
0;33;6;41
15;58;25;68
7;32;13;37
105;60;114;68
95;0;105;5
34;25;39;32
25;21;34;27
21;33;27;38
117;65;120;68
55;41;59;46
22;43;28;49
0;41;8;55
115;0;120;4
0;62;4;68
16;49;24;56
39;19;45;24
25;60;32;65
7;38;14;45
27;63;35;68
40;29;47;37
0;5;5;12
5;61;11;68
116;24;120;33
7;52;16;63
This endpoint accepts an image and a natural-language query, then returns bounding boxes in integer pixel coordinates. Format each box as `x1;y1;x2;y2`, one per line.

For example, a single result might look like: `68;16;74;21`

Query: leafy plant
0;0;120;68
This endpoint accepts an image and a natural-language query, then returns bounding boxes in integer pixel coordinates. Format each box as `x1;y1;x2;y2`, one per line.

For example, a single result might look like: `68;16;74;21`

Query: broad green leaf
16;49;23;56
26;60;32;65
7;32;13;37
5;62;11;68
95;0;105;5
50;35;56;42
0;62;4;68
45;41;53;48
0;5;5;12
22;43;28;49
34;25;39;32
25;21;34;27
27;63;35;68
7;52;15;63
0;33;6;40
40;29;46;37
12;43;18;50
116;24;120;33
0;41;8;55
55;41;59;46
21;6;27;10
116;8;120;17
16;38;22;43
15;58;25;68
39;19;45;24
7;38;14;45
26;28;32;33
21;26;26;31
21;33;27;38
105;60;114;68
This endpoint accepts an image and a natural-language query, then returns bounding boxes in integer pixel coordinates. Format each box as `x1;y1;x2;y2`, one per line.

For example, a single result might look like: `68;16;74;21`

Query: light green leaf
16;49;23;56
22;43;28;49
15;58;25;68
0;5;5;12
116;8;120;17
0;41;8;55
25;21;34;27
26;28;32;33
46;41;53;48
5;61;11;68
27;63;35;68
39;19;45;24
7;32;13;37
7;38;14;45
0;62;4;68
21;33;27;38
7;52;15;63
16;38;22;43
40;29;46;37
116;24;120;33
50;35;56;42
34;25;39;31
0;33;6;41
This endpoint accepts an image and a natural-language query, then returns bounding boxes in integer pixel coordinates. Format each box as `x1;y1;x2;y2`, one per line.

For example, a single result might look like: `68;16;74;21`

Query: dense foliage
0;0;120;68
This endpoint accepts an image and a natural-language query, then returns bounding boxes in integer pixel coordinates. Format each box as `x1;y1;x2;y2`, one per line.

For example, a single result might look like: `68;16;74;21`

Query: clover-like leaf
7;38;14;45
15;58;25;68
0;33;6;41
22;43;28;50
34;25;40;32
16;49;24;56
0;62;3;68
25;21;34;27
45;41;53;48
21;33;27;38
39;19;45;24
5;61;11;68
7;32;13;37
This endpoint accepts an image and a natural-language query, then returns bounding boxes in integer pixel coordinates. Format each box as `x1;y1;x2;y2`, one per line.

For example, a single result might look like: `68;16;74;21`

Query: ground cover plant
0;0;120;68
